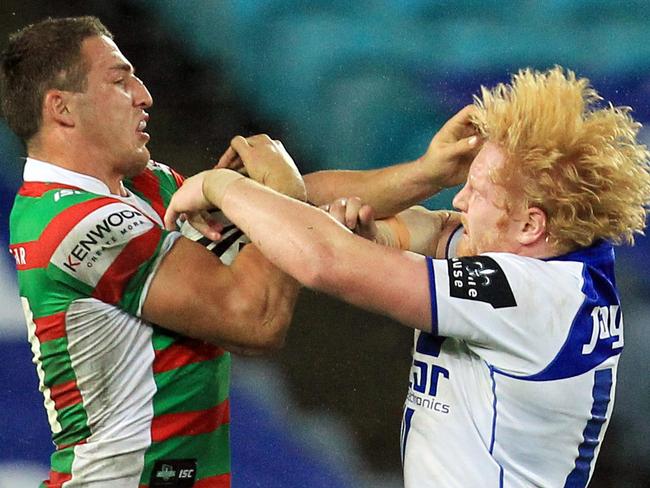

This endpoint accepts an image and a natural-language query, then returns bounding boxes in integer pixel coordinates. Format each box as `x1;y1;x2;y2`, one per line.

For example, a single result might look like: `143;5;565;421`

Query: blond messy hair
472;66;650;252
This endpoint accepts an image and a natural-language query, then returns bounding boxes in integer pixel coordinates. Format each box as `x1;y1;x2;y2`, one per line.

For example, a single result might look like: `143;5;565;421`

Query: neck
29;135;125;196
514;238;560;260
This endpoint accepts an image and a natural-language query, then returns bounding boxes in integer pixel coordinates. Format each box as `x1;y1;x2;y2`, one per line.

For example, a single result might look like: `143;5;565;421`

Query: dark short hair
0;16;112;142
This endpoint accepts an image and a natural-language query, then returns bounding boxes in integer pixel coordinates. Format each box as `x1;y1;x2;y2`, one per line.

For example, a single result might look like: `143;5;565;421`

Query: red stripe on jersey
91;226;162;304
171;168;185;187
18;182;80;197
56;438;87;450
11;196;118;271
44;470;72;488
195;474;231;487
151;400;230;443
129;169;166;220
50;379;83;410
34;312;67;343
153;339;224;374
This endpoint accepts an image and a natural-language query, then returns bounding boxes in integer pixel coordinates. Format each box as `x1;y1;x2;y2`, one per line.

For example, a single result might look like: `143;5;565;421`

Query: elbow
223;285;295;354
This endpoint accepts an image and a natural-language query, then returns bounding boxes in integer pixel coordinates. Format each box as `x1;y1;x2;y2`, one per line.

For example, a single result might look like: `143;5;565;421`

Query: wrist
409;157;444;197
377;215;410;250
202;169;245;208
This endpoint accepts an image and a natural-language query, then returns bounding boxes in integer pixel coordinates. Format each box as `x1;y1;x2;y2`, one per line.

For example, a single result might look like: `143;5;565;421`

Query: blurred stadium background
1;1;649;487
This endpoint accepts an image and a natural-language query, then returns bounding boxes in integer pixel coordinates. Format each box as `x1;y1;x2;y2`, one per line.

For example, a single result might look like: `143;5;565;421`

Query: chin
123;151;151;178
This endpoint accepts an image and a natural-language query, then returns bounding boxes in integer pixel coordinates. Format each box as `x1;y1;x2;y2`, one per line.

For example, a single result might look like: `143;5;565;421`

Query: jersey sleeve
45;198;180;317
427;253;586;374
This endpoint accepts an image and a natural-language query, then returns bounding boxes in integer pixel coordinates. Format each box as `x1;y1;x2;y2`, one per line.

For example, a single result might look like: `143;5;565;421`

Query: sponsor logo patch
447;256;516;309
150;459;197;487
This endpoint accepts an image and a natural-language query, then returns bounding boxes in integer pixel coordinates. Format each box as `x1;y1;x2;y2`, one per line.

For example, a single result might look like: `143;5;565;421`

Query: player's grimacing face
452;142;523;256
72;35;153;176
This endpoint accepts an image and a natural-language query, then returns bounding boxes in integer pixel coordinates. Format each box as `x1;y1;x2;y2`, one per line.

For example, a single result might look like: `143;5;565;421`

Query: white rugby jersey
401;230;622;487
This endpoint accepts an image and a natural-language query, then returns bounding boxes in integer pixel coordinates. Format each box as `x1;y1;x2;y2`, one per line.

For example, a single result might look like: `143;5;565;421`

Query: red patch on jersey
92;226;162;304
18;182;80;197
151;400;230;443
34;312;67;343
43;470;72;487
153;339;224;374
129;168;167;220
50;379;83;410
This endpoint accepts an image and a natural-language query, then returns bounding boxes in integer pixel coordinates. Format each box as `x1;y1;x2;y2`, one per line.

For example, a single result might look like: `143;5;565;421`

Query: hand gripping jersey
401;231;622;488
9;159;232;488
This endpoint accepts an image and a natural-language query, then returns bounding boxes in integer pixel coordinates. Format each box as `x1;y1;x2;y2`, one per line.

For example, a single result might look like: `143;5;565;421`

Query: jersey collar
548;240;614;268
23;157;129;197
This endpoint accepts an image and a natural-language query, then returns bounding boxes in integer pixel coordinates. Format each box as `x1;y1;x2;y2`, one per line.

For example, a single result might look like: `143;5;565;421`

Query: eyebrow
108;62;134;74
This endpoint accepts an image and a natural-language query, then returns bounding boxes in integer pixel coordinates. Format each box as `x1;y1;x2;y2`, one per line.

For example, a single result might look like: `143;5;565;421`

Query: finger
164;206;180;230
356;204;378;240
328;198;348;227
189;212;223;241
246;133;272;145
443;105;478;138
200;210;225;235
230;135;253;161
453;134;482;157
216;145;243;169
344;196;363;230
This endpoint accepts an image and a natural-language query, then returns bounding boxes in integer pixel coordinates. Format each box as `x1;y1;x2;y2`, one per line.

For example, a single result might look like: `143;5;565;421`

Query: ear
42;90;75;128
518;206;547;246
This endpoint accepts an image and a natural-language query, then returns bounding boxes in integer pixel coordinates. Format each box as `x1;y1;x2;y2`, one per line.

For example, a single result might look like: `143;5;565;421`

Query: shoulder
125;161;185;219
126;160;184;194
444;252;584;312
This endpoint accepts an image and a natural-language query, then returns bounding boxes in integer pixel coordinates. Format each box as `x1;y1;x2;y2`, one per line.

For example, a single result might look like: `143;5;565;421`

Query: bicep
142;237;296;350
317;235;434;331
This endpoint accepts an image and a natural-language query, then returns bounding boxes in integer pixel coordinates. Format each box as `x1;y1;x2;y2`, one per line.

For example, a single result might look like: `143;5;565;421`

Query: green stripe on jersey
156;169;180;208
151;327;176;350
53;403;91;446
40;338;76;385
10;191;101;243
17;268;89;317
46;263;95;297
153;356;230;415
139;425;230;486
50;443;76;474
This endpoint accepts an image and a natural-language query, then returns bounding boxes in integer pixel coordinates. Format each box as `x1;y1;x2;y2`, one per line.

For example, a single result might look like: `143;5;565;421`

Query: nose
133;76;153;109
452;182;468;212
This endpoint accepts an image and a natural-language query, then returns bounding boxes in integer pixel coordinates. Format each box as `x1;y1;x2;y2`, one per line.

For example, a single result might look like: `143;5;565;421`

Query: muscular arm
145;134;305;355
305;105;479;218
375;207;462;258
305;163;438;219
142;236;299;355
203;175;433;331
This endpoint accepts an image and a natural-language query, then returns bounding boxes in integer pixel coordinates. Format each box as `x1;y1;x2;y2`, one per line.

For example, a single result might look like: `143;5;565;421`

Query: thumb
230;135;252;162
356;204;378;241
164;206;180;231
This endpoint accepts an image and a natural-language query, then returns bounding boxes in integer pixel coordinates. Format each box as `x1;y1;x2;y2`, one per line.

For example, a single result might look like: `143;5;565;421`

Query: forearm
305;161;442;218
375;208;461;257
206;174;433;331
218;178;349;284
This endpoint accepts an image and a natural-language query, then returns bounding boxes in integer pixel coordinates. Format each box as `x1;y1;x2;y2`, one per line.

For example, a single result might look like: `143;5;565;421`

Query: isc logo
582;305;623;355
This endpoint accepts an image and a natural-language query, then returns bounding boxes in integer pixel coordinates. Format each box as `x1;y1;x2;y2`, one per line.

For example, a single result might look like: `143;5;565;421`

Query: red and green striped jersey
9;158;231;488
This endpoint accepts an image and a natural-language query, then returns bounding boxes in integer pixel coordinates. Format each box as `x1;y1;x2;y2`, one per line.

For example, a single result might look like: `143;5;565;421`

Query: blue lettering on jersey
407;332;451;413
503;242;623;381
